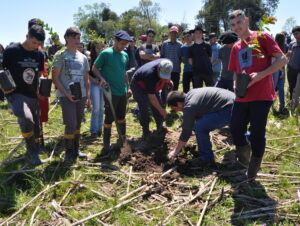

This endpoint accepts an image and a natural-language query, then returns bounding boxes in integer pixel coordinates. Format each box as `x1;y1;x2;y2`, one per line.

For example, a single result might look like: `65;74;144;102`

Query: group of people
1;9;299;182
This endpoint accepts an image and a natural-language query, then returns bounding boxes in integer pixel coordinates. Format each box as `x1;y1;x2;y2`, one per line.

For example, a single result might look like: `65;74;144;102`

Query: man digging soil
166;87;235;168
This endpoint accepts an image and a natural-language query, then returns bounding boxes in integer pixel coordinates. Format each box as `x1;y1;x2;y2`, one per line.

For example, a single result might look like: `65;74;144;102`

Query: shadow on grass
220;150;276;225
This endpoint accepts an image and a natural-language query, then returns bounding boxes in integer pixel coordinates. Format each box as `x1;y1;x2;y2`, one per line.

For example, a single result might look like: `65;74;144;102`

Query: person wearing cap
188;25;214;88
130;59;173;139
160;26;182;91
52;27;91;164
209;33;222;84
228;10;287;181
216;31;238;91
181;29;194;93
92;30;131;153
166;88;235;165
139;28;160;66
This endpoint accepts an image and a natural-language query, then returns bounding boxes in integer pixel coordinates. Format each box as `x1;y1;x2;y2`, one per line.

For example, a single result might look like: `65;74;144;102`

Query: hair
183;30;191;36
90;42;104;62
166;91;186;107
64;27;80;44
292;26;300;34
275;33;286;52
28;25;45;42
229;9;245;20
28;18;42;29
0;44;4;53
146;28;156;36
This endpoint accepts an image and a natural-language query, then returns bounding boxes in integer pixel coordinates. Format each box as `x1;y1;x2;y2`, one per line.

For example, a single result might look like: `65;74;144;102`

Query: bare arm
52;66;77;102
84;71;91;108
248;52;288;87
148;94;167;118
92;64;108;87
167;140;187;159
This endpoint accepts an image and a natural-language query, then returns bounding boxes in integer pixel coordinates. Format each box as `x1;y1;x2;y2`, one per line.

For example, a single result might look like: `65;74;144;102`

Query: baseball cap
114;30;132;41
139;34;147;42
159;59;173;79
169;26;179;33
209;33;217;39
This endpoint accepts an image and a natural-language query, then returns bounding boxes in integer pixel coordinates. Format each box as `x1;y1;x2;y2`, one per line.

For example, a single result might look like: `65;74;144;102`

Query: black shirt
3;43;44;98
189;42;212;74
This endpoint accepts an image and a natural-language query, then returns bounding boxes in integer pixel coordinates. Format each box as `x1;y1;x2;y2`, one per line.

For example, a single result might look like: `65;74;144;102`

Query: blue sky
0;0;299;46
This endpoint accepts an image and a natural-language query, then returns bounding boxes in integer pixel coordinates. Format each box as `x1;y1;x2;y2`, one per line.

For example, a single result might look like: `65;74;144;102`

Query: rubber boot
117;122;126;146
142;126;150;140
103;127;111;154
64;138;75;164
236;144;251;168
25;136;42;166
74;134;87;159
247;156;263;180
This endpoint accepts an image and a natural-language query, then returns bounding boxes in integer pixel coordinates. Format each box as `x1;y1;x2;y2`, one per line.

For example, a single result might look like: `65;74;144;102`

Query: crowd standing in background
0;9;299;182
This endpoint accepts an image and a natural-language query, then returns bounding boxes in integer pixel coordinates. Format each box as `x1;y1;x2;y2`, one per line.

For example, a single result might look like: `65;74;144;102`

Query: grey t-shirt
219;45;234;80
160;40;182;73
180;87;235;142
53;49;89;98
288;41;300;70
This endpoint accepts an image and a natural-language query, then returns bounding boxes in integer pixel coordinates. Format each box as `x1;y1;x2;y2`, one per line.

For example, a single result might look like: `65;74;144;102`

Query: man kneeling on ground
167;87;235;166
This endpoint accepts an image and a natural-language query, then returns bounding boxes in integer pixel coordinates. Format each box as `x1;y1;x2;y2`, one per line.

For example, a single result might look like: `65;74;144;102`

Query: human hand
67;94;79;103
167;149;178;160
247;72;263;88
127;89;132;98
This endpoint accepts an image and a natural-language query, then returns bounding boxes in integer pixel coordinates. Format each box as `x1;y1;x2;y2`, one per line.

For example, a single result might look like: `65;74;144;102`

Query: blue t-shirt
211;43;221;72
180;44;193;72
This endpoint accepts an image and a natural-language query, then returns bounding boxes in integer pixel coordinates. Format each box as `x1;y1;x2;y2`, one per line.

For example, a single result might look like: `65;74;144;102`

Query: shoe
188;158;215;168
236;144;251;168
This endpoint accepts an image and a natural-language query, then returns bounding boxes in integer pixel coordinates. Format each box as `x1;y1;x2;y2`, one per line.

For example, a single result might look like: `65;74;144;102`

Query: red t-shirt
228;31;282;102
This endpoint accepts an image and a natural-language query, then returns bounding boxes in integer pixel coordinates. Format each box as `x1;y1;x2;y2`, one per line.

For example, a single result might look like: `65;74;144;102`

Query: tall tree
136;0;161;28
282;17;297;35
196;0;280;35
73;3;119;41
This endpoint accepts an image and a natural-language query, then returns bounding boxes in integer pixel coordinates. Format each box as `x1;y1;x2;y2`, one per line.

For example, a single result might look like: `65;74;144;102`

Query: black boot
236;144;251;168
103;127;111;154
25;136;42;166
117;122;126;146
247;156;263;180
64;138;76;164
74;134;87;159
142;126;150;140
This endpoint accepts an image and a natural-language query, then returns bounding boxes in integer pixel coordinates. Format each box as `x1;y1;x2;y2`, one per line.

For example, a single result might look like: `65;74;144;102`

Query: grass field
0;88;299;225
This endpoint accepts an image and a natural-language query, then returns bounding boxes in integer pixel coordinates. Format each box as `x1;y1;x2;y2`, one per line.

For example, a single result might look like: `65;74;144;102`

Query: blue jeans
272;71;285;108
90;82;104;133
195;105;232;161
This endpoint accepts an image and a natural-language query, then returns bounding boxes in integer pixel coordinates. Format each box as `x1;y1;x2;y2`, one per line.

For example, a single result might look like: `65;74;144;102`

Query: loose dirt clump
119;130;197;173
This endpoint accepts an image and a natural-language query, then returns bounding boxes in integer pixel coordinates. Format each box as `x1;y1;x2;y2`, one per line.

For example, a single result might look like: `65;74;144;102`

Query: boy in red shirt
228;10;288;180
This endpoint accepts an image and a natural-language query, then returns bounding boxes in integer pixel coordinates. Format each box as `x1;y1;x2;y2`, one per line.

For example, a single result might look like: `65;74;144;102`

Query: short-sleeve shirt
94;47;128;96
228;31;282;102
53;49;89;98
132;58;169;94
180;44;193;72
288;41;300;70
160;40;182;73
188;42;213;74
219;45;234;80
2;43;44;98
211;43;221;72
180;87;235;142
139;44;160;66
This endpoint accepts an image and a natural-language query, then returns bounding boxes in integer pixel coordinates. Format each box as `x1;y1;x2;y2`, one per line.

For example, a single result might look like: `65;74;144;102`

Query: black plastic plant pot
69;82;82;100
0;70;16;91
235;72;251;98
39;78;52;97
